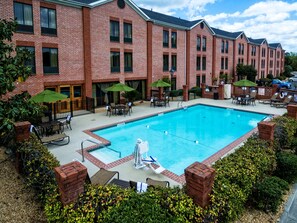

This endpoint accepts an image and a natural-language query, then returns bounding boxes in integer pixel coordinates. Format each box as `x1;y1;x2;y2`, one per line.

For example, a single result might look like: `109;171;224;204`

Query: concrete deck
47;98;287;187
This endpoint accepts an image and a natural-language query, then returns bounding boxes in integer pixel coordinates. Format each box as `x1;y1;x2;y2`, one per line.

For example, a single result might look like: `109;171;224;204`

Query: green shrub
207;136;276;222
252;176;289;213
290;137;297;155
273;116;297;151
274;152;297;183
17;135;60;203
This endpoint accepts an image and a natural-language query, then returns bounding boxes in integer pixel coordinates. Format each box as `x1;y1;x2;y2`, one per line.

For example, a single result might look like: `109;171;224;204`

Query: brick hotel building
0;0;285;109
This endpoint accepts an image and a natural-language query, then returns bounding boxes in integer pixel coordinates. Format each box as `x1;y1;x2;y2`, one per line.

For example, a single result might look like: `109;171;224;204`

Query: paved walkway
280;183;297;223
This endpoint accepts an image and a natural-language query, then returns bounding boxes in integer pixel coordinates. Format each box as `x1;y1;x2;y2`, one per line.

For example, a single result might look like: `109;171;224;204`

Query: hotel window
163;30;169;47
221;40;225;53
221;57;224;69
238;58;241;65
261;71;264;78
261;59;265;69
270;60;273;68
171;31;177;48
196;76;201;87
163;54;169;71
202;56;206;70
110;51;120;72
42;48;58;74
110;20;119;42
241;44;244;55
270;50;273;58
225;58;228;69
171;54;177;70
197;36;201;51
262;48;266;57
40;7;57;35
202;74;206;83
277;51;280;58
17;46;36;74
124;22;132;43
202;37;206;51
225;41;229;53
238;43;241;55
14;2;33;33
196;56;201;70
277;61;280;68
124;52;133;72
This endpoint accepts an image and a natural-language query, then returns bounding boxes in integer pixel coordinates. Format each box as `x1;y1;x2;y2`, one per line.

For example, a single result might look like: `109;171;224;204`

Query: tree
0;19;43;145
236;64;257;81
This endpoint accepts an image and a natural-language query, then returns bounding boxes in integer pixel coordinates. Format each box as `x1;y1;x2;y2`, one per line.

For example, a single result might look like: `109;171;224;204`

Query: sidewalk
279;183;297;223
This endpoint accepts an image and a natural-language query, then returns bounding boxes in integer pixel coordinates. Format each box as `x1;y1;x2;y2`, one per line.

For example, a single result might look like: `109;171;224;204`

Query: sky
133;0;297;53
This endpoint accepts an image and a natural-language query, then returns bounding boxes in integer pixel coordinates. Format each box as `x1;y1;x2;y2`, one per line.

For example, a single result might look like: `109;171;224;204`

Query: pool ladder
81;139;121;162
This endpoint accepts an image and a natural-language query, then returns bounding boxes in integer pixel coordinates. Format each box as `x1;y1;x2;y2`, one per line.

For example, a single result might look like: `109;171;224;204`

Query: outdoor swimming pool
90;105;268;175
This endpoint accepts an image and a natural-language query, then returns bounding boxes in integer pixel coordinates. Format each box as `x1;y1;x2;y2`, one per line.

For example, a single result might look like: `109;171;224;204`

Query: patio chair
258;92;279;104
31;125;70;145
146;177;170;188
143;156;166;174
270;95;292;108
61;114;72;130
87;168;119;186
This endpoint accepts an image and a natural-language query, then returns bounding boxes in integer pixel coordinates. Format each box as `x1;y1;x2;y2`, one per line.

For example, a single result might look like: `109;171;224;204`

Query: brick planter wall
257;121;275;141
14;121;31;142
54;161;87;206
185;162;215;208
287;104;297;119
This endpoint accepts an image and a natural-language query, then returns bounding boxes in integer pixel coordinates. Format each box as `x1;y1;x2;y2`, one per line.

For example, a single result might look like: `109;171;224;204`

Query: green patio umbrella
233;79;257;87
150;79;171;88
105;83;135;92
30;89;68;103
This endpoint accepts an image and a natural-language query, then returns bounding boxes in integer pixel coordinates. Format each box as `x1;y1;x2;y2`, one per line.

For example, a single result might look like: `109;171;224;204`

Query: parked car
272;79;291;89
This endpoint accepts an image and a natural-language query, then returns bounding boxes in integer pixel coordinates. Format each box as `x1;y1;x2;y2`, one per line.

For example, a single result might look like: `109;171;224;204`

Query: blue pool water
90;105;267;175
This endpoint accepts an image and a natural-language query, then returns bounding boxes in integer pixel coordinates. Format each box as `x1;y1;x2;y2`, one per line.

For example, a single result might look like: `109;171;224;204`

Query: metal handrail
81;138;101;162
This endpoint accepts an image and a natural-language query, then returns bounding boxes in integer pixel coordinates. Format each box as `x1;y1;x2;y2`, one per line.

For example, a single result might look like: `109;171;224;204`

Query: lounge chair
146;177;170;188
87;168;119;186
270;95;292;108
31;125;70;145
143;156;166;174
258;92;279;104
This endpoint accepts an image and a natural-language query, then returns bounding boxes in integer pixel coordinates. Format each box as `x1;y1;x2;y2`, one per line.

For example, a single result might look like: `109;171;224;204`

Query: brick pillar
54;161;87;206
257;121;275;141
185;162;215;208
287;105;297;119
201;83;206;98
14;121;31;142
183;85;189;101
218;84;224;100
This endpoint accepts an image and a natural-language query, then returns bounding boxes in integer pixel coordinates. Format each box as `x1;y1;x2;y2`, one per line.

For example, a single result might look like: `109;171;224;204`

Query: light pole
169;67;175;92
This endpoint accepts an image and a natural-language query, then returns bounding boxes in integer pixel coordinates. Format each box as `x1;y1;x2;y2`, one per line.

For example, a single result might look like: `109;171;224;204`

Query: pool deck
47;98;287;187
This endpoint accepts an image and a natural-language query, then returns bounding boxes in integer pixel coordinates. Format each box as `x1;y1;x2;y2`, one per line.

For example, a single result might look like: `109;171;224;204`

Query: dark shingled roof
269;43;281;48
68;0;97;4
248;38;266;45
140;7;202;28
211;27;242;39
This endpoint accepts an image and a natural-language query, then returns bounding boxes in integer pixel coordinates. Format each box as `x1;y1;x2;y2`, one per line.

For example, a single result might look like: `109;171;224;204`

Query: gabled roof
269;43;282;49
248;38;267;45
211;27;244;40
139;7;202;29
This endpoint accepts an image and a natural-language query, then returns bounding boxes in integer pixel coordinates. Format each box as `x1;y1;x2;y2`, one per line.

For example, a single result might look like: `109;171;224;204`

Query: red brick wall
188;23;213;88
213;36;235;80
1;0;85;97
90;1;147;84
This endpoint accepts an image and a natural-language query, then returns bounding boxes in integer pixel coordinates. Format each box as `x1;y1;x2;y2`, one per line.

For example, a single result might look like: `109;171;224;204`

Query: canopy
30;89;67;103
150;79;171;88
105;83;135;92
233;79;257;87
